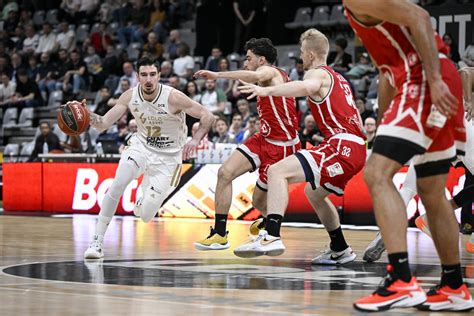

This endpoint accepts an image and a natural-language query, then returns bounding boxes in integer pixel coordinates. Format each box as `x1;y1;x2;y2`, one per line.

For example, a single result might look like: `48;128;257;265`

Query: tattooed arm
89;89;131;132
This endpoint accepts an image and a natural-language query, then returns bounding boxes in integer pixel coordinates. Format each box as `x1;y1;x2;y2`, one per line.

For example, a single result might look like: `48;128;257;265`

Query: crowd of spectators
1;0;473;160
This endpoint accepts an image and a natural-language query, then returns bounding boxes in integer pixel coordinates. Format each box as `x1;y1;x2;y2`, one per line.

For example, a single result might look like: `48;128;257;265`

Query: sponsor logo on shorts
327;162;344;177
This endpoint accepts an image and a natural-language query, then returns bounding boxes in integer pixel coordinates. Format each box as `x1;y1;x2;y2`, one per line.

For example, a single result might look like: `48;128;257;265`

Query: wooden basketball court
0;215;472;315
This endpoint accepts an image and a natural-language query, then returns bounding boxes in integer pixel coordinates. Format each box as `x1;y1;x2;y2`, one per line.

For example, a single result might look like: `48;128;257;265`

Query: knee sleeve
107;158;142;200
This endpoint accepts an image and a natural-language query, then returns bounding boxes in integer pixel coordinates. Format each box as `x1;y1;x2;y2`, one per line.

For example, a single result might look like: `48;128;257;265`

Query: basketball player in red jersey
193;38;301;250
343;0;472;312
235;29;366;264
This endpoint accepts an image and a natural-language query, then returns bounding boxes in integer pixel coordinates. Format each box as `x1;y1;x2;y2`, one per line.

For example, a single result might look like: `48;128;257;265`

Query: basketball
57;101;90;136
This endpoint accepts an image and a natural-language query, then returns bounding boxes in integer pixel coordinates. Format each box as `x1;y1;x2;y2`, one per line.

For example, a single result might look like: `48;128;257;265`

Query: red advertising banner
3;163;467;224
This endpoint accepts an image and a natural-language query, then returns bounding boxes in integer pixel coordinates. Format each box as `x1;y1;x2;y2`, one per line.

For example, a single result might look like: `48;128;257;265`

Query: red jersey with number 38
306;66;366;140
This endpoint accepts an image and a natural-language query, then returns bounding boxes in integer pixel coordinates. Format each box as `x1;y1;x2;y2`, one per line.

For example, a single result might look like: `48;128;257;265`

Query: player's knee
363;163;381;187
217;164;234;183
139;196;164;223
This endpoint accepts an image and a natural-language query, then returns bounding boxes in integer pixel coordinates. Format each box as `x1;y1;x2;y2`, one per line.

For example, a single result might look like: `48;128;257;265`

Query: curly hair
244;38;277;64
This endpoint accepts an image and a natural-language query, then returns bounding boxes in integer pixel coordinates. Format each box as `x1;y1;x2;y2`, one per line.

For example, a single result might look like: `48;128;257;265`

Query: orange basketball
57;101;90;136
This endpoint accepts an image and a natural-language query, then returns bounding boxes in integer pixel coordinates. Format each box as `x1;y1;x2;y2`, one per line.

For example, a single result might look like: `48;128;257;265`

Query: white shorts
121;135;182;201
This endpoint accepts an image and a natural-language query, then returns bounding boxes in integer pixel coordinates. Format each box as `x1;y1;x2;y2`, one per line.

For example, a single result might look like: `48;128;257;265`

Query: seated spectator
35;23;57;56
212;117;236;144
18;8;33;28
298;114;323;148
37;52;57;96
22;24;39;55
184;80;202;102
27;55;40;81
200;79;226;114
327;37;352;74
216;57;234;98
205;47;223;72
55;21;76;53
148;0;167;43
109;78;130;107
10;52;24;83
345;52;374;79
2;0;18;20
117;0;150;47
236;98;251;127
243;115;259;141
356;96;376;122
7;68;44;108
119;119;138;153
94;86;112;116
60;0;99;24
3;8;19;37
159;60;174;85
459;43;474;69
289;58;305;81
166;29;181;60
90;22;113;57
173;43;194;80
101;45;120;79
228;113;245;143
115;61;138;95
364;117;377;149
167;74;181;90
143;32;164;61
0;73;16;106
63;50;88;95
443;33;460;63
84;45;104;90
28;121;62;161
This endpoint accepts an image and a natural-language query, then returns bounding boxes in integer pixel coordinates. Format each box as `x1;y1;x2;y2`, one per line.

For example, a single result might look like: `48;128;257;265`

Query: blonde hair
300;28;329;60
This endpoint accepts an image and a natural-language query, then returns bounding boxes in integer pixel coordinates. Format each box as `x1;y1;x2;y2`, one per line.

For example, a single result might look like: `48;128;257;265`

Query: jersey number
146;126;161;137
339;81;357;109
341;146;351;157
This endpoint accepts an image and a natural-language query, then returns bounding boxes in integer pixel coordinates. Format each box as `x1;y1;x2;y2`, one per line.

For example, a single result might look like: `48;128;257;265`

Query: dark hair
40;121;51;128
17;68;28;76
244;38;277;64
295;58;303;64
335;37;348;50
185;80;199;96
136;56;160;72
178;43;190;56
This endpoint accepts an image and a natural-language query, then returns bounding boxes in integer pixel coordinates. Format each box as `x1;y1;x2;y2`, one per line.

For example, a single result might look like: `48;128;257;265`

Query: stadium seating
285;7;312;30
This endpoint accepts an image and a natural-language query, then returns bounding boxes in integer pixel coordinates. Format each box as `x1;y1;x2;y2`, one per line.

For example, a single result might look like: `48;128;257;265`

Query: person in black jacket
327;37;352;74
28;121;62;161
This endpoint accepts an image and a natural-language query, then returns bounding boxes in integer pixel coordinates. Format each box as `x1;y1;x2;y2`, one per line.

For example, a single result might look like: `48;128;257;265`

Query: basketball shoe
312;246;356;265
417;283;473;311
415;214;432;237
467;234;474;254
363;232;386;262
84;235;104;259
353;265;426;312
233;230;285;258
194;227;230;250
249;218;265;238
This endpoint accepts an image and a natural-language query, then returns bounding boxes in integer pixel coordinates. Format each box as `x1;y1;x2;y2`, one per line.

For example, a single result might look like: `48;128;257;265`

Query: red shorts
237;133;301;190
376;57;465;166
295;134;366;195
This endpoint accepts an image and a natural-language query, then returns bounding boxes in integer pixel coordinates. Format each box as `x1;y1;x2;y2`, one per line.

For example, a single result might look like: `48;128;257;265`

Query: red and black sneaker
353;265;426;312
417;283;473;312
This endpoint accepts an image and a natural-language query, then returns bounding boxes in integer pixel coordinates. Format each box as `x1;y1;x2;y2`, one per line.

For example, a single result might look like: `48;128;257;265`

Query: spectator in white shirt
35;23;57;55
173;43;194;80
22;24;39;55
200;79;227;114
55;21;76;52
0;73;16;106
114;62;138;95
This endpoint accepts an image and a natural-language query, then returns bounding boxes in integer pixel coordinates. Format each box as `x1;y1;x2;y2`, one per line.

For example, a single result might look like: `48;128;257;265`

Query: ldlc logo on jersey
139;113;147;124
327;162;344;177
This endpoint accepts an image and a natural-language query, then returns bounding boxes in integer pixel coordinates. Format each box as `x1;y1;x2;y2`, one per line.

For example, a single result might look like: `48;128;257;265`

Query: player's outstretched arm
169;89;215;160
89;89;131;132
194;66;274;84
238;69;323;99
345;0;457;117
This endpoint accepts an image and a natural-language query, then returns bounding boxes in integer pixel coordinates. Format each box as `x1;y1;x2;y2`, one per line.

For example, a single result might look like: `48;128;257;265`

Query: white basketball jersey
129;84;187;154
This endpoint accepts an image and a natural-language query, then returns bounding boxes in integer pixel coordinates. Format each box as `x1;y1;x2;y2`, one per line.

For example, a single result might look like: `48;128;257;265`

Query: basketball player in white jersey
83;57;214;259
363;66;474;261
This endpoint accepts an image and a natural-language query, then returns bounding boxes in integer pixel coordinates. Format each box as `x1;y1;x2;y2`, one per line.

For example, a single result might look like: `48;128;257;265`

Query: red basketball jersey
344;5;448;90
307;66;365;140
256;67;298;141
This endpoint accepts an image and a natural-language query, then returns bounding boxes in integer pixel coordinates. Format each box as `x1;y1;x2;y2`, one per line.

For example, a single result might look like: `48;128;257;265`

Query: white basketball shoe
312;246;356;265
233;230;285;258
84;235;104;259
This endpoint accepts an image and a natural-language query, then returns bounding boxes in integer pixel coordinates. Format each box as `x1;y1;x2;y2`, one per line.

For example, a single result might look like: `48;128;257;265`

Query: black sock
214;214;227;236
328;227;349;252
388;252;411;282
258;217;266;229
453;185;474;208
441;264;463;289
265;214;283;237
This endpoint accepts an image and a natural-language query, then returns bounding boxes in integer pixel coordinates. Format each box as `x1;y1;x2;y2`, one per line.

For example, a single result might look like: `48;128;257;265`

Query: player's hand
194;70;218;80
237;80;269;99
182;139;198;161
430;79;458;117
